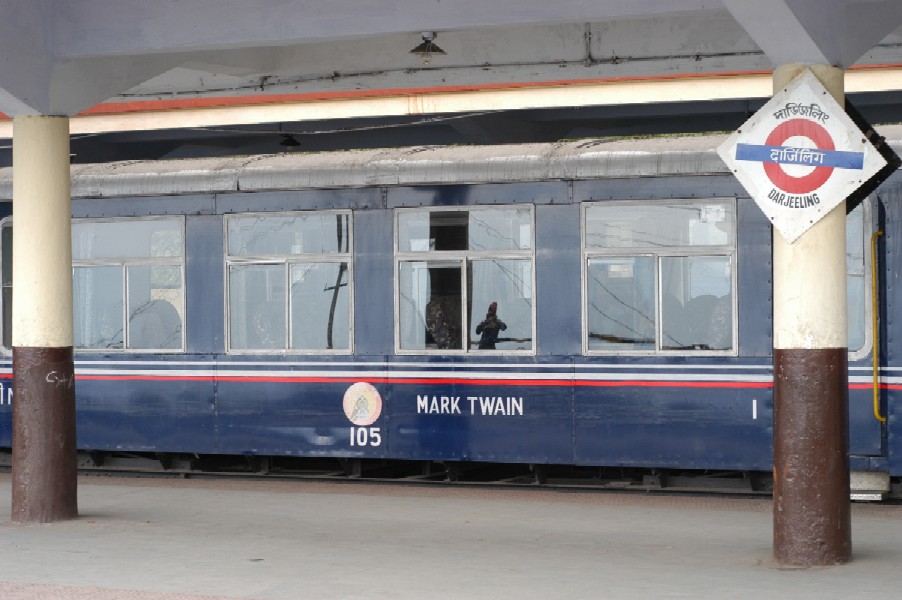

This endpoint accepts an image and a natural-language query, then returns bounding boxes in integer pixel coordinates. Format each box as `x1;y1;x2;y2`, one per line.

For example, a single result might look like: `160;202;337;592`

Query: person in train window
475;301;507;350
426;298;452;349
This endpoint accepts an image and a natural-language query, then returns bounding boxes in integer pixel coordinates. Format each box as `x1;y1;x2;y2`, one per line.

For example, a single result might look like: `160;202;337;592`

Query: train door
847;200;883;458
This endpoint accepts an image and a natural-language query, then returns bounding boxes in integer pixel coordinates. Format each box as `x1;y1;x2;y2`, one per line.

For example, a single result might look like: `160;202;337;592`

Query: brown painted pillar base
773;348;850;565
11;347;77;522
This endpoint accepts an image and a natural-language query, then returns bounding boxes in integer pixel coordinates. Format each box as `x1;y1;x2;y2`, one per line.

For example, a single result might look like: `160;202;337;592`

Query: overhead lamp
279;134;301;148
410;31;446;64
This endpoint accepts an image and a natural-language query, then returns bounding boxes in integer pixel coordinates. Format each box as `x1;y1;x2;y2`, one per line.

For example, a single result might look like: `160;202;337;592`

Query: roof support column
772;64;850;566
11;115;77;523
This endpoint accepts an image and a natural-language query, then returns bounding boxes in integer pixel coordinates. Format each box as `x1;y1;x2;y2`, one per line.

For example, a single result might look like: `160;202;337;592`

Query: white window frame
393;205;536;355
223;209;353;355
71;215;187;353
581;198;738;356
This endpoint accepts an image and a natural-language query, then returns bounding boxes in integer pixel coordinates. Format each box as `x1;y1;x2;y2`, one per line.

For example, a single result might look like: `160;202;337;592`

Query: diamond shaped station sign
717;69;889;243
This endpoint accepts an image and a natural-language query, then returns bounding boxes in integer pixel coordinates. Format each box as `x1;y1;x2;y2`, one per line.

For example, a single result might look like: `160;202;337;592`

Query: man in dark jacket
475;301;507;350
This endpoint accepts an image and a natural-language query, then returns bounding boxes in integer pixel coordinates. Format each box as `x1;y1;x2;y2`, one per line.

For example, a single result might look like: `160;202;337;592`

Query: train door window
847;201;869;356
583;200;736;355
72;217;185;352
225;211;351;353
395;207;534;353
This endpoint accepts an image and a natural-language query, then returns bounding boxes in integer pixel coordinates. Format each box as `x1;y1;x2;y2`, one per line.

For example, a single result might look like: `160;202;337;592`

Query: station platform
1;474;901;599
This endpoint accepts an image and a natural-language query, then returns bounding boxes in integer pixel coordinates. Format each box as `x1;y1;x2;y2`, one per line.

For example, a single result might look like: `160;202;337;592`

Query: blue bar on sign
735;143;864;169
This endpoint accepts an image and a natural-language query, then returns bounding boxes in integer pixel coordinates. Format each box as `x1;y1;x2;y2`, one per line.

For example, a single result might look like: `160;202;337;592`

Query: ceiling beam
47;0;714;58
723;0;902;67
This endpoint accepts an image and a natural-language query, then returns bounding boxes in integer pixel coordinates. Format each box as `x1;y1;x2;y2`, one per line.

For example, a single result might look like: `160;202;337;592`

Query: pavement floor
1;473;901;599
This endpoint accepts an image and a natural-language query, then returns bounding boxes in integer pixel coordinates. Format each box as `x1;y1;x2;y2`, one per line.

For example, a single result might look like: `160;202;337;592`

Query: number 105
349;427;382;447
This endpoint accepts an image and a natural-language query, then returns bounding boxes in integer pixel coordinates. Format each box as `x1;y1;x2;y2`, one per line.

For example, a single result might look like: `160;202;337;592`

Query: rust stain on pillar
11;347;78;523
773;348;850;565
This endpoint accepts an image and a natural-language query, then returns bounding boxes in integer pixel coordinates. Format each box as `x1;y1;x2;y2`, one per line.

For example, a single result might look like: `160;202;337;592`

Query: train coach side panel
215;364;392;458
74;364;218;454
572;367;773;470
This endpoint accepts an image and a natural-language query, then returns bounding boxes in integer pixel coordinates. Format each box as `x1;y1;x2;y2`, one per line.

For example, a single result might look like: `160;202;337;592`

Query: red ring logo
763;119;835;195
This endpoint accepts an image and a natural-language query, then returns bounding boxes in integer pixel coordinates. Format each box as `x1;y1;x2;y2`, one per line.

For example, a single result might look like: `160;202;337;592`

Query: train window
74;266;124;349
395;206;534;353
72;218;185;352
660;256;733;351
225;211;351;353
583;200;736;354
586;257;655;350
1;224;10;350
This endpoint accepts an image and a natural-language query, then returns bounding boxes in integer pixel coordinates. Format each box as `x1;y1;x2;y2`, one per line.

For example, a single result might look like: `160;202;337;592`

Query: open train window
395;206;534;354
225;211;352;353
582;200;737;355
72;217;185;352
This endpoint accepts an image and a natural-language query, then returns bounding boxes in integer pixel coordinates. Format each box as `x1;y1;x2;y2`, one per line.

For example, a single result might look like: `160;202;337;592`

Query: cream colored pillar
771;64;850;566
11;115;77;522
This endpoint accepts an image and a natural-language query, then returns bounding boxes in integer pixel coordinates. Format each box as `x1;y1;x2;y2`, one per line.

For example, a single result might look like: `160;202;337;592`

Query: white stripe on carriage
572;373;771;382
5;365;886;385
69;359;774;372
69;367;774;383
9;359;901;378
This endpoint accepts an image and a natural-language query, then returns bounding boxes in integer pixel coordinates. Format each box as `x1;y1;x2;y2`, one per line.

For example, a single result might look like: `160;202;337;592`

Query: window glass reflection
660;256;733;351
468;209;532;252
229;264;286;350
584;200;735;354
290;262;349;350
587;257;655;351
127;265;182;350
228;214;349;256
72;218;184;352
585;202;733;249
74;266;124;350
468;259;532;350
73;220;182;259
225;211;352;353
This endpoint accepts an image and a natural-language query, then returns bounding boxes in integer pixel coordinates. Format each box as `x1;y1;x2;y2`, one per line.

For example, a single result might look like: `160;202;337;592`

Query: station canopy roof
1;1;901;162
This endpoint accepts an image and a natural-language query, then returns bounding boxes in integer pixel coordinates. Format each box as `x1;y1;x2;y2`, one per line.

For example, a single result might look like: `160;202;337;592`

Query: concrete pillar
771;64;850;566
11;115;77;522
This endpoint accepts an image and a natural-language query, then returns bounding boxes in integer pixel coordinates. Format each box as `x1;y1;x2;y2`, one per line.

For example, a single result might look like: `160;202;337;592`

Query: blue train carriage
0;129;897;492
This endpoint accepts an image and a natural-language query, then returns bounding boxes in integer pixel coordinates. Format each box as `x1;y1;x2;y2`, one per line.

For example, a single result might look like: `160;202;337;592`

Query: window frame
71;215;187;353
393;205;536;355
581;198;739;357
223;209;354;355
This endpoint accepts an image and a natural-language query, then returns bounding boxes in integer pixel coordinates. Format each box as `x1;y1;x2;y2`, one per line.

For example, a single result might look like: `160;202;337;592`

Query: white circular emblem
342;382;382;426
